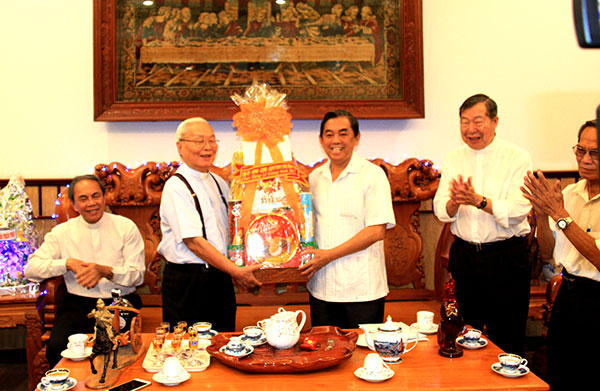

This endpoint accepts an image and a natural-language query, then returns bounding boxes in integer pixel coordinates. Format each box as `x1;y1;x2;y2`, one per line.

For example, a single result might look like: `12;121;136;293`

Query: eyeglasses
572;145;599;161
179;138;219;147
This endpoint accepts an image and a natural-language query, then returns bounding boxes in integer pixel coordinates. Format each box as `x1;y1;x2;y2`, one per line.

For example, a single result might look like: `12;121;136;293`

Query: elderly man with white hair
158;118;261;331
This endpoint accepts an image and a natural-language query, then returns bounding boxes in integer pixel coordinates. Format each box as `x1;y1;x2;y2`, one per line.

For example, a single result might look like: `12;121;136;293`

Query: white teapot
360;315;418;363
257;307;306;349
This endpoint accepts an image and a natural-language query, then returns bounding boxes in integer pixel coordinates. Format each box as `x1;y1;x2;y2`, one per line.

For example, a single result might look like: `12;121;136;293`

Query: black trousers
449;236;530;356
547;270;600;391
309;293;386;329
46;292;141;368
162;262;236;332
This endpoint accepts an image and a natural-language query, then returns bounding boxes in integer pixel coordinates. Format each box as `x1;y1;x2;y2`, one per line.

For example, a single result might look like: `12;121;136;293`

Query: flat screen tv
573;0;600;48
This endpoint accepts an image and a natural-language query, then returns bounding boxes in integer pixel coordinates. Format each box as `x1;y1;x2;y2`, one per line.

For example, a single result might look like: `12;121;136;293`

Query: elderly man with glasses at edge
522;119;600;391
158;118;261;331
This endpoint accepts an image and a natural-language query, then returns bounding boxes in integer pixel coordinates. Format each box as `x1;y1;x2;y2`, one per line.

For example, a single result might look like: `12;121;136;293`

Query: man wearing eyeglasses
521;119;600;390
158;117;261;331
433;94;533;356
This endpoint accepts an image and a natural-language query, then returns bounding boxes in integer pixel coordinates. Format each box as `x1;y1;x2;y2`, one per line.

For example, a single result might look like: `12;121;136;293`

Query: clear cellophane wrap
228;84;315;268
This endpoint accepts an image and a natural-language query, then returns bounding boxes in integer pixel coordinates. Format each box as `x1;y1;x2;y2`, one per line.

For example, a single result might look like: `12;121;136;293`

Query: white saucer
241;335;267;347
60;346;92;361
456;337;488;349
198;330;218;339
37;377;77;391
152;370;191;386
354;366;395;382
219;344;254;357
491;362;530;378
410;323;438;334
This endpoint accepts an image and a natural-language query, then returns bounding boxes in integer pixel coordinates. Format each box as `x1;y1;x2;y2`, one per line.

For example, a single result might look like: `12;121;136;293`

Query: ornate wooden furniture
50;158;440;306
0;292;40;391
542;274;563;327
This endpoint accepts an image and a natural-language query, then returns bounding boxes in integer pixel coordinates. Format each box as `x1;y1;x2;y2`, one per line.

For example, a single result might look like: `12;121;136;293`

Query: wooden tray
206;326;357;373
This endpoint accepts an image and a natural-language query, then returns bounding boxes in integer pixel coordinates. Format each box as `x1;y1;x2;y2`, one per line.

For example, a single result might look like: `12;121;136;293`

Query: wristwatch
556;217;573;230
477;196;487;209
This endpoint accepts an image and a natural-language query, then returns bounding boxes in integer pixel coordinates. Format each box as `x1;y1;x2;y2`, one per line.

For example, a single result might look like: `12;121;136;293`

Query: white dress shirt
551;179;600;282
433;137;532;243
307;154;396;302
158;163;230;264
25;213;145;298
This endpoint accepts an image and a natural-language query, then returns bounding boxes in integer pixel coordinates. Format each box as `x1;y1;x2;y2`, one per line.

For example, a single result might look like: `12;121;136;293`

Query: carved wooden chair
542;274;563;326
433;210;540;300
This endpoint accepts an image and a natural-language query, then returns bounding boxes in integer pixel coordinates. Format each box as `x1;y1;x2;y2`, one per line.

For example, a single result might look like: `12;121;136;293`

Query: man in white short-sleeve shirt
158;118;261;331
522;119;600;390
299;110;395;328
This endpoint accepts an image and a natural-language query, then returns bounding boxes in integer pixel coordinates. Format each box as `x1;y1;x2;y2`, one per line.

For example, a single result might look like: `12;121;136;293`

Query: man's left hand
298;248;333;280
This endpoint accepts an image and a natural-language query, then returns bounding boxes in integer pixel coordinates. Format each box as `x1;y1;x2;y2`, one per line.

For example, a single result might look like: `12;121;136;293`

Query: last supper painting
94;0;423;120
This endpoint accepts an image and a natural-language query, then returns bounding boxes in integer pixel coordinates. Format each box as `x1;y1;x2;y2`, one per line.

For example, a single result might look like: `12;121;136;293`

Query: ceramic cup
416;311;434;331
194;322;212;335
243;326;263;340
162;356;187;382
67;333;88;356
498;353;528;373
363;353;385;375
226;336;244;352
41;368;70;390
463;329;482;345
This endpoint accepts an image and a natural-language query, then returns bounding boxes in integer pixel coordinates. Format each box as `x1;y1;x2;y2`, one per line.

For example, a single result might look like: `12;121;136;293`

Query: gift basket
227;84;315;269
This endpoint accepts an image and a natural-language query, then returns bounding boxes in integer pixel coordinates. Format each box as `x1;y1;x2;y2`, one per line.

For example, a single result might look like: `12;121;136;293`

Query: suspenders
173;173;228;240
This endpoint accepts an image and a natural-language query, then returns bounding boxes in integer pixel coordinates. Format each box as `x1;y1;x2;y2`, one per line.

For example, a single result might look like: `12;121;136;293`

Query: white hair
175;117;209;141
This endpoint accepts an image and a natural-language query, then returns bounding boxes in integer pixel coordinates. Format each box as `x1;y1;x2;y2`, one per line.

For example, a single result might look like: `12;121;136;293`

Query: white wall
1;1;599;178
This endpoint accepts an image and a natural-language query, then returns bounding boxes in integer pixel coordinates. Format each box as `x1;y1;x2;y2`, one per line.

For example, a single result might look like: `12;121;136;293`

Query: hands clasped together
66;258;113;289
520;170;566;219
449;175;481;207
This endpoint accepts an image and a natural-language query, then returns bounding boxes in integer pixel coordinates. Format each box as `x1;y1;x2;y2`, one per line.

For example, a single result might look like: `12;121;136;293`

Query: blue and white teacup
243;326;263;340
498;353;528;373
193;322;212;335
41;368;70;390
463;329;482;345
226;336;245;352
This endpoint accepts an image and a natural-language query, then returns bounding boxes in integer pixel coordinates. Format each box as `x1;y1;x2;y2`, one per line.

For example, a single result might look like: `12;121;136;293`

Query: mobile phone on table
107;378;151;391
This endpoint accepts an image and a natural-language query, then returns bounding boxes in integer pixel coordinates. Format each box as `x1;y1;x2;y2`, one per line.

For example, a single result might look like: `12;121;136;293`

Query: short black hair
459;94;498;119
577;119;597;142
68;175;105;202
319;110;360;137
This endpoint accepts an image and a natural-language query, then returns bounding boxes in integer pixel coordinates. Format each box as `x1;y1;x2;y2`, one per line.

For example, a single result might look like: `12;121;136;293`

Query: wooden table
55;331;549;391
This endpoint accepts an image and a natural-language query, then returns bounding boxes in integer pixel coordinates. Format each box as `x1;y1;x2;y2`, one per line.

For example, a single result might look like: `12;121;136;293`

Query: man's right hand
231;263;262;289
66;258;87;274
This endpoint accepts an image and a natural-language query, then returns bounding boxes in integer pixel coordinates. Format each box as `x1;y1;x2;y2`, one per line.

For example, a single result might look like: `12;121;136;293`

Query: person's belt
455;236;525;252
166;262;214;273
562;269;600;289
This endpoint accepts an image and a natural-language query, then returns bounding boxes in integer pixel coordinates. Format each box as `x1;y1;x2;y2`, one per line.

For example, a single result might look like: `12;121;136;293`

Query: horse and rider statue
87;299;138;384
